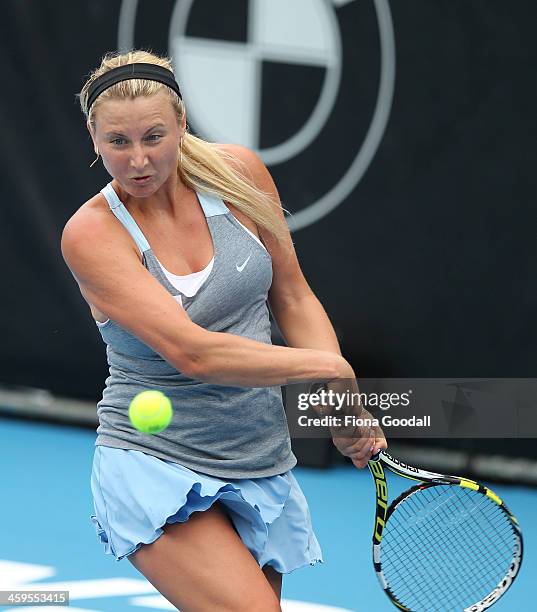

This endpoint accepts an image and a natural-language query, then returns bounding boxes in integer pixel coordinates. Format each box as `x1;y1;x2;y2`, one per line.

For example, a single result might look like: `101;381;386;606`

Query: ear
180;112;187;134
87;121;98;152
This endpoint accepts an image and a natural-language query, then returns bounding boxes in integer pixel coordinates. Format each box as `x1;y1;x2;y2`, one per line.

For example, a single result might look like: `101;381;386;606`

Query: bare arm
61;207;350;388
219;144;387;465
219;144;342;355
270;293;342;354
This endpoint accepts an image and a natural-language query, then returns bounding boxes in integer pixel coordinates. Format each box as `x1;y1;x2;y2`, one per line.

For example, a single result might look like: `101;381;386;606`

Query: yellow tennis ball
129;390;173;434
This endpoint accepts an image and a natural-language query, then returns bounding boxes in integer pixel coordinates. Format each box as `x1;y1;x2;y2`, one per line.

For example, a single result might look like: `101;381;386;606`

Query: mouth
131;175;153;184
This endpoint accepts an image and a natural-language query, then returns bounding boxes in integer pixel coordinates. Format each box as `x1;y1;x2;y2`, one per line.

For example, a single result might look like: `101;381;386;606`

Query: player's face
91;90;183;196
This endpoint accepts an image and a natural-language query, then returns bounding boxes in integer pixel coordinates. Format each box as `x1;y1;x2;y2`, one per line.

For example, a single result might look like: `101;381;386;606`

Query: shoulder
62;194;105;249
61;193;139;275
215;144;278;196
216;143;262;168
62;193;113;249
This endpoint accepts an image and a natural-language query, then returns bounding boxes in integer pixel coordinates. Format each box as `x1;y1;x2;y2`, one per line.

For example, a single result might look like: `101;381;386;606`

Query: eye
146;134;162;142
110;138;126;146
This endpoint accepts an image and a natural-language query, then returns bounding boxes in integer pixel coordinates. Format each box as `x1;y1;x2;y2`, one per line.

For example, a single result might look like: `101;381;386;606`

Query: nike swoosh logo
236;255;251;272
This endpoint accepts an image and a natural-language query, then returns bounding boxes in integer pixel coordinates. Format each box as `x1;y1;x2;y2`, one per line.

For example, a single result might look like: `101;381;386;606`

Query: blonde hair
79;50;292;250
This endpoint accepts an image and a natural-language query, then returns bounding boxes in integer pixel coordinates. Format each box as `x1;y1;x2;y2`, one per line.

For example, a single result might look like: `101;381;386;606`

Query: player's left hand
331;410;387;469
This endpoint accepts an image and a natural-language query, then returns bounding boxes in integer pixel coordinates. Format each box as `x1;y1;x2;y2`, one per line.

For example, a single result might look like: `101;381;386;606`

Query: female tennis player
61;50;387;612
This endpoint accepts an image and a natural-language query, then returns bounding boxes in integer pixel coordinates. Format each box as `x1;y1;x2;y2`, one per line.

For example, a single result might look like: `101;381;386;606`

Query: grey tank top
94;182;296;478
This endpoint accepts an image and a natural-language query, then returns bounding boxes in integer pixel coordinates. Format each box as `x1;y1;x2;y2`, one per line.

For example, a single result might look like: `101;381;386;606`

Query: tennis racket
367;451;523;611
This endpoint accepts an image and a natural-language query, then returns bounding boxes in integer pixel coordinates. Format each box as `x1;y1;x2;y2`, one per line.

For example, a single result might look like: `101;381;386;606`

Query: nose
130;142;148;171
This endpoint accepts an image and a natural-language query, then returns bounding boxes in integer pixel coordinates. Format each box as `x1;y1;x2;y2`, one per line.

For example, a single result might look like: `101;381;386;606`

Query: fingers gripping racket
367;452;523;612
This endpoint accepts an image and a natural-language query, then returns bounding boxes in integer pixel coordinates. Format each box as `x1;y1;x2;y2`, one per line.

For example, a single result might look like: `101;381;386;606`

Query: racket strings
385;493;513;609
380;485;517;611
385;515;509;609
383;490;514;610
385;519;485;611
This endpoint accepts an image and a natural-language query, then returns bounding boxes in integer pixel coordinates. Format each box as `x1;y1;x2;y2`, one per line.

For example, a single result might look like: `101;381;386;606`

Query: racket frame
367;451;523;612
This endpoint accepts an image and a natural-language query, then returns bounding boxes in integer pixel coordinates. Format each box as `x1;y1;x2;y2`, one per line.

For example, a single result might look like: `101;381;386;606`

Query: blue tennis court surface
0;418;534;611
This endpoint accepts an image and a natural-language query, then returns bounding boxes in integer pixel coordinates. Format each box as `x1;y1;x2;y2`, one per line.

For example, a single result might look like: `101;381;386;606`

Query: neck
113;172;191;218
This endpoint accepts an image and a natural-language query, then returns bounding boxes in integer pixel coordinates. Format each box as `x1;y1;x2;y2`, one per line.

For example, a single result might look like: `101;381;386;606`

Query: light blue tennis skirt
90;446;323;574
